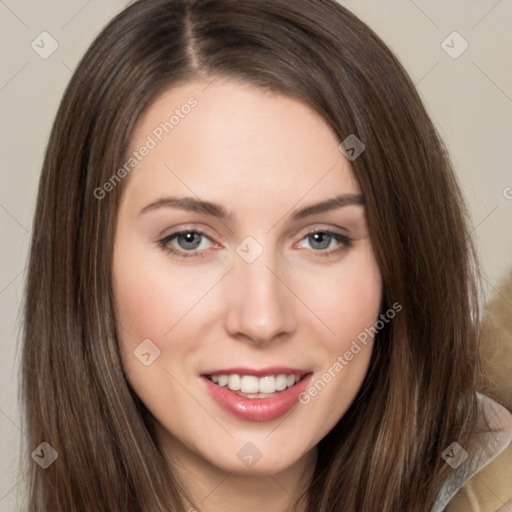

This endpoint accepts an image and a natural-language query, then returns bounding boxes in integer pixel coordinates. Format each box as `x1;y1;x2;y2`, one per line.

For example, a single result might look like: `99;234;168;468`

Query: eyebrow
139;193;364;220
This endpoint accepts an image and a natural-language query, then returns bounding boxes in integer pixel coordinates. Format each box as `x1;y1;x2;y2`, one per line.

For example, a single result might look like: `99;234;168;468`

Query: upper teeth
210;374;300;394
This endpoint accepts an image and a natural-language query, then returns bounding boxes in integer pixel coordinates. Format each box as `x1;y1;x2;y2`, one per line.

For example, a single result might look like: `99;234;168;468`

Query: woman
21;0;512;510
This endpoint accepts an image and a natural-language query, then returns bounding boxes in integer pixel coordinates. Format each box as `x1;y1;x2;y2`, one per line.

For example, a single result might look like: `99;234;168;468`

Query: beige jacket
434;394;512;512
437;270;512;511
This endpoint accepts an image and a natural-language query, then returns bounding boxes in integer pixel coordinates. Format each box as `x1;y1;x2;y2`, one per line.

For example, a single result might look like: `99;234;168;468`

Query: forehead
121;79;360;213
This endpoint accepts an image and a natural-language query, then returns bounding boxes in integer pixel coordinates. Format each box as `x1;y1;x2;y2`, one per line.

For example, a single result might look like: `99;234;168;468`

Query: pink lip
201;372;313;422
201;366;310;377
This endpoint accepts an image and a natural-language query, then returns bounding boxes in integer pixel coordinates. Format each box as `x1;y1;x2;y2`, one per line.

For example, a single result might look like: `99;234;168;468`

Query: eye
296;229;352;257
158;230;216;258
158;228;352;259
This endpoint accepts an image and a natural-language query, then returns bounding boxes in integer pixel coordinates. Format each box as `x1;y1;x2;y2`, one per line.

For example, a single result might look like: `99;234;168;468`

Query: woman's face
113;79;382;476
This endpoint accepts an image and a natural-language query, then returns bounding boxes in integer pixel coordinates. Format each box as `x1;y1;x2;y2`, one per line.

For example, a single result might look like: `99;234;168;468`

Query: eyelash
157;229;352;260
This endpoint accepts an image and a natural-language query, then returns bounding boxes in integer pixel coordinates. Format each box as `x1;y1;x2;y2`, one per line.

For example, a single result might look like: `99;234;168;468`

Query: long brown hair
21;0;487;510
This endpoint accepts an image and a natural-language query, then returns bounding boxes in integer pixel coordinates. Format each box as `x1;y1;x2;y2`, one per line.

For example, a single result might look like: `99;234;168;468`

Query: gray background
1;0;511;508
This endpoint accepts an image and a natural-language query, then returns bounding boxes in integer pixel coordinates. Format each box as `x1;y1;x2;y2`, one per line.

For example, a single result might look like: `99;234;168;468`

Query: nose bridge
224;242;296;343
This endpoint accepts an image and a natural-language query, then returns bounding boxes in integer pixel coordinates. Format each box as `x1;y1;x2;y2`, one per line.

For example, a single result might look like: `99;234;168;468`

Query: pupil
178;232;201;250
310;232;330;250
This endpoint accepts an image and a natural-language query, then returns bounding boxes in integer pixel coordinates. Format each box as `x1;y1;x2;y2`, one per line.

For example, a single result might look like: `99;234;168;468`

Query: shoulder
445;441;512;512
435;394;512;512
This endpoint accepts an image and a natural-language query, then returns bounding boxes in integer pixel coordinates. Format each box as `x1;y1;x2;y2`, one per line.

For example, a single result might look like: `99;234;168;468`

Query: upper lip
201;366;312;377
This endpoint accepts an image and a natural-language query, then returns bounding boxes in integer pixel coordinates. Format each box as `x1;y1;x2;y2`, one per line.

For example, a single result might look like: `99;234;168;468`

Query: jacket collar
432;393;512;512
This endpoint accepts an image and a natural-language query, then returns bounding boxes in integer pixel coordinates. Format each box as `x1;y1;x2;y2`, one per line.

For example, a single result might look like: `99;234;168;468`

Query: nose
224;248;297;346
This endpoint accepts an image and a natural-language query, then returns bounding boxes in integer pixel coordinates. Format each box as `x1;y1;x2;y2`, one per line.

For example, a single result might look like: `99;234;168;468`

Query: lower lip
201;374;313;422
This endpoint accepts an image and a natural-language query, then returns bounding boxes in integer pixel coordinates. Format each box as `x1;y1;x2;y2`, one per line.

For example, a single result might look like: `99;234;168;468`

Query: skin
112;78;382;512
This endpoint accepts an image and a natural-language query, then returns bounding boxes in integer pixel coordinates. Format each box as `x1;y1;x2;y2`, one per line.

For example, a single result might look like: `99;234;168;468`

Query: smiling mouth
204;372;311;399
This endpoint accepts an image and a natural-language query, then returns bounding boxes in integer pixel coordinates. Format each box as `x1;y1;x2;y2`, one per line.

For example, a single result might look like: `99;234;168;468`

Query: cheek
112;239;225;391
111;238;184;386
297;244;382;351
118;277;164;322
332;271;382;345
112;246;209;342
113;264;167;341
290;244;381;426
112;245;193;404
